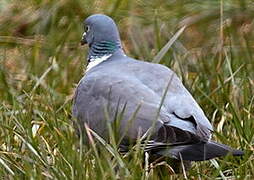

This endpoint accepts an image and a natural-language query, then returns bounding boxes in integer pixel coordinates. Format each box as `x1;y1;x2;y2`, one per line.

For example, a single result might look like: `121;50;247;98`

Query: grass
0;0;253;179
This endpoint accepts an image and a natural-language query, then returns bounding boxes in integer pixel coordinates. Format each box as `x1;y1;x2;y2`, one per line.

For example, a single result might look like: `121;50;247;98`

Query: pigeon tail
156;141;244;161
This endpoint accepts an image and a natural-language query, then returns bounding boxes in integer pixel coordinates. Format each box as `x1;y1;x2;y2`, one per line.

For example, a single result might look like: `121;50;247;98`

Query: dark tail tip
180;141;244;161
156;141;244;161
231;149;244;156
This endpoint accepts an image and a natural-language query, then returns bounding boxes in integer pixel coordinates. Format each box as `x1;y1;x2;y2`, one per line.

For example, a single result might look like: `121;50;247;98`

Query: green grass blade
153;26;186;64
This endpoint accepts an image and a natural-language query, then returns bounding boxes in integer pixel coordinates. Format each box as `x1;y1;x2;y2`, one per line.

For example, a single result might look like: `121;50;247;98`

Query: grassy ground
0;0;253;179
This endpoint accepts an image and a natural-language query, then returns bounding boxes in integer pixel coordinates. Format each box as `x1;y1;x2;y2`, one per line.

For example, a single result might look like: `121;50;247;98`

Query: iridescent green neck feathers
88;41;121;62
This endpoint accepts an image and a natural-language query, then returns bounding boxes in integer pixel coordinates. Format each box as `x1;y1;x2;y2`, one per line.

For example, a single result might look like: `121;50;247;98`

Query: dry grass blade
144;152;149;178
0;157;15;175
0;36;44;46
207;63;245;97
150;161;175;175
178;153;187;179
210;159;227;180
84;123;106;176
14;132;47;166
31;58;57;93
152;26;186;64
85;125;130;176
58;151;75;180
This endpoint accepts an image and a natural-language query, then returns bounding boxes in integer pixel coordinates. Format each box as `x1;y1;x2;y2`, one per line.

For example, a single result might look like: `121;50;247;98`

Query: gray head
81;14;122;60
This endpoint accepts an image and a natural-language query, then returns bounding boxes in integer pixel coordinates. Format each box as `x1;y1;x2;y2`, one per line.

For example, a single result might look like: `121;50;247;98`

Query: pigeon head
81;14;122;60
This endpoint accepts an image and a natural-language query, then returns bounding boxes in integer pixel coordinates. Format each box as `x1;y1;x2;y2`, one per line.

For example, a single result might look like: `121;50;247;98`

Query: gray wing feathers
73;72;164;140
73;57;213;144
125;60;213;139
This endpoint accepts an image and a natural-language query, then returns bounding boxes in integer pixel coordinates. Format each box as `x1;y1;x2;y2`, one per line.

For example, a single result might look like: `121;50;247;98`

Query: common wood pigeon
73;14;243;169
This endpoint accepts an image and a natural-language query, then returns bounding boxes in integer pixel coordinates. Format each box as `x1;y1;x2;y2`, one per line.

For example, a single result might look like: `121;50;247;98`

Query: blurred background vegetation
0;0;253;179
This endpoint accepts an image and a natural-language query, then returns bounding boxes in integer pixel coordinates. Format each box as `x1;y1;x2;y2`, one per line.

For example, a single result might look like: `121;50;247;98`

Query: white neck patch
85;54;112;73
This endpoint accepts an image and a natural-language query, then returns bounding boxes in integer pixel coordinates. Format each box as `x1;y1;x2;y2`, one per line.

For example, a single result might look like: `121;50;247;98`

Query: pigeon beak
80;32;87;45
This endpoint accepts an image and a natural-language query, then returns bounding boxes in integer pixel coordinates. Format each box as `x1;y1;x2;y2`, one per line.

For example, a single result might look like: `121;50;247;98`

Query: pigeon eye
85;26;90;33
